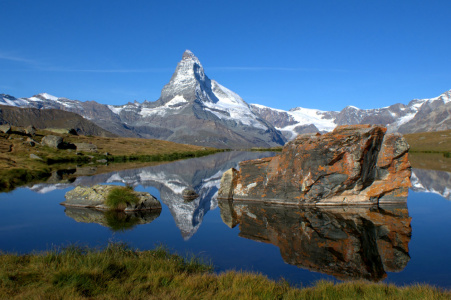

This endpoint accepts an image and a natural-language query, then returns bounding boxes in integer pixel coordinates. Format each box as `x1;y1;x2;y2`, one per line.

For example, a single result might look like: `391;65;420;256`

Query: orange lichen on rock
219;125;411;206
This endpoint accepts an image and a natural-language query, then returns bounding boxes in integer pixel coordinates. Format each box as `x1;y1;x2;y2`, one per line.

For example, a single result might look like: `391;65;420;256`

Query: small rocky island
62;185;162;211
219;125;411;205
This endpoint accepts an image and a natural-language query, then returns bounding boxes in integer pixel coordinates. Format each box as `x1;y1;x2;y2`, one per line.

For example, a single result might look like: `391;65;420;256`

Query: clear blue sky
0;0;450;111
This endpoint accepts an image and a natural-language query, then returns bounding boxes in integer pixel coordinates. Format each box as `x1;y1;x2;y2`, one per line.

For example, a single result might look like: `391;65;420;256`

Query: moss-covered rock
62;184;161;211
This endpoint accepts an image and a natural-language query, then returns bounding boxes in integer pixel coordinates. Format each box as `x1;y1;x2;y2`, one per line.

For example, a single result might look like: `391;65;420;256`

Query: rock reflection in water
219;200;411;281
64;207;161;232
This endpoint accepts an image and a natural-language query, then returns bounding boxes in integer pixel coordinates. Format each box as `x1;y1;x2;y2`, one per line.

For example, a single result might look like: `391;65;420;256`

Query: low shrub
105;186;139;210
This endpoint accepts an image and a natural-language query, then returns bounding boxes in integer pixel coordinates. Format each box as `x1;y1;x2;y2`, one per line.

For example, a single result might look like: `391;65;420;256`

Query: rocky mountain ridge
0;105;116;137
251;90;451;140
0;50;449;145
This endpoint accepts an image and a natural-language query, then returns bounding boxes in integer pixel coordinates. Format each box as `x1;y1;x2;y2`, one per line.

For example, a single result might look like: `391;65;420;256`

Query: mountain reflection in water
219;200;411;281
30;151;276;239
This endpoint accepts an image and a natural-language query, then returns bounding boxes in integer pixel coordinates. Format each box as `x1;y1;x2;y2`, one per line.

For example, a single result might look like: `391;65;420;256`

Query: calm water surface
1;151;450;288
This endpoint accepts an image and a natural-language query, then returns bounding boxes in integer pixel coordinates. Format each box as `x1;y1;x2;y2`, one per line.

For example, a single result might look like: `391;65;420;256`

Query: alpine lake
1;151;450;288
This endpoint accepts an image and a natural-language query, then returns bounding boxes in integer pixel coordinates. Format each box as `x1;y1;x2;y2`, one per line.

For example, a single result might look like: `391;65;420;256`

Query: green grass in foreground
0;243;449;299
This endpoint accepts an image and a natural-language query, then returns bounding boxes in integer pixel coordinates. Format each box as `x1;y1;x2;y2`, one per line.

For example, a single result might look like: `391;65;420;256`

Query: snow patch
203;81;267;130
108;105;125;115
164;95;188;107
39;93;59;101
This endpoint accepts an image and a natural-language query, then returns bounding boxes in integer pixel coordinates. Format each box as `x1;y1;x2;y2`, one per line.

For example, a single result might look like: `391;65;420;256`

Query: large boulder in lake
62;185;161;211
218;125;411;205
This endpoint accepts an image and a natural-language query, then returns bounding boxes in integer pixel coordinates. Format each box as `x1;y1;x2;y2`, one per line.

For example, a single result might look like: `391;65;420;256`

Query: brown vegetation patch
403;129;451;152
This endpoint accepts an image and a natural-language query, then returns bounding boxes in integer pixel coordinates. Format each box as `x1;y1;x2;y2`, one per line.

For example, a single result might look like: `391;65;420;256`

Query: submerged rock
182;188;199;201
218;125;411;205
62;184;161;211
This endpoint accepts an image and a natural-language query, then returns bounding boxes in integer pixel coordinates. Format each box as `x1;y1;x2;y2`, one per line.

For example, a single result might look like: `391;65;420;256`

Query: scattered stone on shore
62;184;161;211
41;135;64;149
26;137;36;147
75;142;98;152
30;154;43;160
45;128;78;135
25;125;37;136
0;124;11;134
218;124;411;206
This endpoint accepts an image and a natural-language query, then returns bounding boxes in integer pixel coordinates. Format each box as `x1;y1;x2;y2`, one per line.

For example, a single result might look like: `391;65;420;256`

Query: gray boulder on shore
0;124;11;134
41;135;63;149
62;184;161;211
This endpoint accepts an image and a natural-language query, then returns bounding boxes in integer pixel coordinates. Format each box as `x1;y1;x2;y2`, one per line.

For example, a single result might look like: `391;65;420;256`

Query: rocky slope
251;90;451;140
0;106;116;137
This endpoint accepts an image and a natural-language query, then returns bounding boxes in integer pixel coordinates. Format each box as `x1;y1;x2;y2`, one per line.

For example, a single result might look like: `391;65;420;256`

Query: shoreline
0;243;449;299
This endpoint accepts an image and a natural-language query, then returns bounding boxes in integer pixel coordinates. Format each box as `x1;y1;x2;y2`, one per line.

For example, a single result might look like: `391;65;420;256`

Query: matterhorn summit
109;50;286;148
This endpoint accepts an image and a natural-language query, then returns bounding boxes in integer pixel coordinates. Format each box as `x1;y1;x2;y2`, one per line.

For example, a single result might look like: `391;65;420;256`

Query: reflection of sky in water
0;154;450;288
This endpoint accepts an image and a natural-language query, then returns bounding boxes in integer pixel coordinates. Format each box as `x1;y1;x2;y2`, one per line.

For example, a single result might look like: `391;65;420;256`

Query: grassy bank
0;127;223;191
403;129;451;155
402;130;451;172
0;243;449;299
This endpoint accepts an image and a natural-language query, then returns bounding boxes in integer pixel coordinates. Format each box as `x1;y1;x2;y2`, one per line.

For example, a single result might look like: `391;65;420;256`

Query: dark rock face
398;101;451;133
250;104;298;128
219;200;411;281
219;125;411;205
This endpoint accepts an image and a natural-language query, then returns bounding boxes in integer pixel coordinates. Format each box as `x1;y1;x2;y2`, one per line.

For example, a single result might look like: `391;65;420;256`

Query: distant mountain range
1;50;450;147
251;90;451;140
